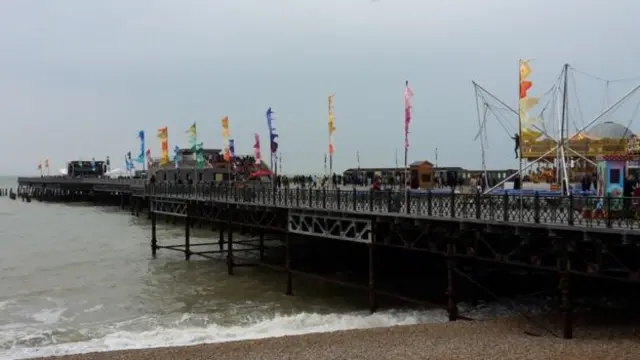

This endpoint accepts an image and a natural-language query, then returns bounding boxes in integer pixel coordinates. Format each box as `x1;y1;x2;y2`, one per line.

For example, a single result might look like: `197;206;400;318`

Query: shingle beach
32;314;640;360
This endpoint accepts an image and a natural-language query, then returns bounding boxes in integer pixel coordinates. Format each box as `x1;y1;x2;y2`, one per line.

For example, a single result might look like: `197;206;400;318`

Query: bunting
253;134;261;165
518;60;542;141
157;126;170;165
136;131;145;163
404;81;414;149
266;107;278;153
221;116;231;161
328;94;336;155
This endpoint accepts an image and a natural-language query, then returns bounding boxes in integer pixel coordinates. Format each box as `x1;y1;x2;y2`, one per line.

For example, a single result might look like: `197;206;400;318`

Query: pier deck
15;177;640;339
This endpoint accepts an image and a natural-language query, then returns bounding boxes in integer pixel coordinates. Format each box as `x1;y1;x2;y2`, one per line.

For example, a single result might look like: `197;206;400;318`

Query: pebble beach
31;314;640;360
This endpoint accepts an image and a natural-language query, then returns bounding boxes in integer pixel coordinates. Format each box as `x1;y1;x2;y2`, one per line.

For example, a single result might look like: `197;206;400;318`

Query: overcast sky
2;0;640;175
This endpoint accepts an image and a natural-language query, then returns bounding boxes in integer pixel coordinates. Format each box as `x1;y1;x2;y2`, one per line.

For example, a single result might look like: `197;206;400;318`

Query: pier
15;176;640;339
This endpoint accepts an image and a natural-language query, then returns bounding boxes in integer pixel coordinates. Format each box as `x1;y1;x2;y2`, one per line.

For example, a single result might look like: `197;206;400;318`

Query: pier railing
17;177;146;187
145;184;638;230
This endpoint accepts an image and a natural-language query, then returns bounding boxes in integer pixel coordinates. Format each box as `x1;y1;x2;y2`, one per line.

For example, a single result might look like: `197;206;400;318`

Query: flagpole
518;60;524;220
403;80;411;205
404;144;409;200
395;148;399;190
356;150;360;187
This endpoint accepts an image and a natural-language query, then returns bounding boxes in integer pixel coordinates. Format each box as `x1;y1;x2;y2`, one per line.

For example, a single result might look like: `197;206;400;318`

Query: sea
0;176;548;359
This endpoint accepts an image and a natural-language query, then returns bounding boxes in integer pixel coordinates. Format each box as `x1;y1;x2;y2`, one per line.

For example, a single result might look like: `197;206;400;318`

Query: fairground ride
473;62;640;195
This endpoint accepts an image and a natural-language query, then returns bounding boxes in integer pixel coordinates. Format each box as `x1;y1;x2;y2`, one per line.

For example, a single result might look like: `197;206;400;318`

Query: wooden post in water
446;235;458;321
151;202;157;257
184;203;191;260
285;232;293;296
219;224;225;253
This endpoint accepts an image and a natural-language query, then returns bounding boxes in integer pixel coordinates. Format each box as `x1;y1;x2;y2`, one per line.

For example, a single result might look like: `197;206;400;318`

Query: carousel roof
583;121;635;140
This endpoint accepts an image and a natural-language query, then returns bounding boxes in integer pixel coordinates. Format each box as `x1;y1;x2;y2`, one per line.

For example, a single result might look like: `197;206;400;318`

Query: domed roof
584;121;635;139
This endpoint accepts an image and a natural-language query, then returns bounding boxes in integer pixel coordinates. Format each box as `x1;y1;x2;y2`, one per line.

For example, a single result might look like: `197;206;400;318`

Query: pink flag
253;134;261;165
404;80;414;149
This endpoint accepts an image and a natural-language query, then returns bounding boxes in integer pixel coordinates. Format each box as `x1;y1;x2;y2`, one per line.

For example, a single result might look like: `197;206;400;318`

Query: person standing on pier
511;133;520;159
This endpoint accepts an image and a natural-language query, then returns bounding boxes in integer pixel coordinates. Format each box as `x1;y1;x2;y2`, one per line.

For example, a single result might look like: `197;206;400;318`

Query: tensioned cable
569;70;586;132
569;66;640;83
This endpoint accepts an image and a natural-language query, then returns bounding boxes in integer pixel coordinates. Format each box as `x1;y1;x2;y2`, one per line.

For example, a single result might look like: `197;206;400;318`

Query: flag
328;94;336;155
518;59;542;141
266;107;278;153
253;134;261;165
404;80;414;149
157;126;169;165
173;145;180;168
44;159;49;168
126;151;135;171
186;122;197;139
186;123;197;151
229;139;235;161
37;162;42;170
136;131;145;163
221;116;231;161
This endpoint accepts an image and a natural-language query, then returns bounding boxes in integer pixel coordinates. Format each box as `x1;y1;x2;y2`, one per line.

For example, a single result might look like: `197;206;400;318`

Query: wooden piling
151;202;157;257
184;203;191;260
219;225;224;253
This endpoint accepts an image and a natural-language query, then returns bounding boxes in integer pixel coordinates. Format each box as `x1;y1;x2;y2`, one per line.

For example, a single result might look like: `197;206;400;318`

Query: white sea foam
30;308;68;325
1;309;445;360
0;297;556;360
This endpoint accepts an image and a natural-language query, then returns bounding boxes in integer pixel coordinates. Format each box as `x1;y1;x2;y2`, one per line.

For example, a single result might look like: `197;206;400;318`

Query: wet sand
33;314;640;360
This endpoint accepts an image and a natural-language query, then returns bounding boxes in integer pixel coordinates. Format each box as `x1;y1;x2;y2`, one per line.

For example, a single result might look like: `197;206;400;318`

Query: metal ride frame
473;64;640;195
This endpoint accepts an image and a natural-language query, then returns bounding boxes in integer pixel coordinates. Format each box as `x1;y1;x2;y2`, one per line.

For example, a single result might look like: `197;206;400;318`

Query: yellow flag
519;60;531;80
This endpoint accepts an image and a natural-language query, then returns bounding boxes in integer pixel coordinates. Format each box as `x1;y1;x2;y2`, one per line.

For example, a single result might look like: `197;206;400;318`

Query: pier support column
226;216;234;275
259;230;265;262
368;242;377;313
151;203;157;257
184;203;191;260
219;224;225;253
285;232;293;296
446;236;458;321
558;237;573;339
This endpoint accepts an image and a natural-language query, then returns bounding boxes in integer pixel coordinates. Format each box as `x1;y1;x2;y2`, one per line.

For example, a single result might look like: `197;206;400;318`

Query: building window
421;174;431;183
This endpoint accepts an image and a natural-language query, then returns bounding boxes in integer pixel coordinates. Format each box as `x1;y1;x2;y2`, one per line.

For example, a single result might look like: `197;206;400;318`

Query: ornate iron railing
145;184;638;230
